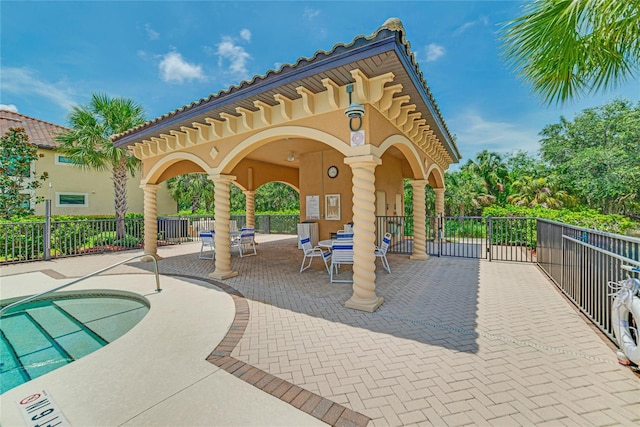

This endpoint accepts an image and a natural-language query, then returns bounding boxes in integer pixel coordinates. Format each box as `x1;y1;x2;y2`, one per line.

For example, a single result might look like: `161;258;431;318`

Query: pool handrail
0;254;161;316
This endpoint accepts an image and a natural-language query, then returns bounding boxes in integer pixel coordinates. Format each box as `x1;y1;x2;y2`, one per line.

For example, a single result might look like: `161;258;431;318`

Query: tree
56;93;145;238
255;182;299;212
507;176;573;208
168;173;215;213
444;168;494;216
504;151;549;180
0;128;48;219
500;0;640;104
539;99;640;214
466;150;510;205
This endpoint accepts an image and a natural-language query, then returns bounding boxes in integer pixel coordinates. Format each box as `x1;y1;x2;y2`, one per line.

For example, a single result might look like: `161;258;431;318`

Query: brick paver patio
3;234;639;426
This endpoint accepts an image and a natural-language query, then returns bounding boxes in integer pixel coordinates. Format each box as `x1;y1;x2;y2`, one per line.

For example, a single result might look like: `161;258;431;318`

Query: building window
7;158;33;177
20;191;33;210
56;192;88;207
55;154;79;166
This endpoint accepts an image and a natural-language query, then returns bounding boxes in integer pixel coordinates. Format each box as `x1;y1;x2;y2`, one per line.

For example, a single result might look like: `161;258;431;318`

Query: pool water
0;293;149;394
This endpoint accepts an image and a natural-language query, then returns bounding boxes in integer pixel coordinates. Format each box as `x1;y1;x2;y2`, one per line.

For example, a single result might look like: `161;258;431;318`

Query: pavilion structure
112;18;461;312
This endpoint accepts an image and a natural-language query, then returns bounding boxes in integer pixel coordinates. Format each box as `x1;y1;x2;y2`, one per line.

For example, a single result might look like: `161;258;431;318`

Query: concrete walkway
1;234;639;426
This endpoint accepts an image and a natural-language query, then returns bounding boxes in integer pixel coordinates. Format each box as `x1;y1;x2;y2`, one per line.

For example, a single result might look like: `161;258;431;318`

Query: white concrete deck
0;267;325;426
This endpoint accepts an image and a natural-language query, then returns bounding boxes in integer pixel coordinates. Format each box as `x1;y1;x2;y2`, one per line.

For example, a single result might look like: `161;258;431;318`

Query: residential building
0;110;176;216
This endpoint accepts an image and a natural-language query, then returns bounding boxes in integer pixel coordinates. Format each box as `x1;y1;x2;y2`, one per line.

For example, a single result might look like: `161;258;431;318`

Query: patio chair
375;232;392;273
232;227;257;257
299;236;331;274
199;231;215;260
330;239;354;283
336;230;354;239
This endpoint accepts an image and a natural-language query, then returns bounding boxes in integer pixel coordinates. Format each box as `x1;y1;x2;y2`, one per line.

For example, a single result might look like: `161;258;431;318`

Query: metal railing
375;215;537;262
0;253;161;316
1;214;301;264
537;219;640;340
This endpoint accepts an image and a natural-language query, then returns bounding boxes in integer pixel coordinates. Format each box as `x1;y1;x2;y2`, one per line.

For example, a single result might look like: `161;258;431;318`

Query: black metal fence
537;219;640;341
376;215;537;262
1;214;300;264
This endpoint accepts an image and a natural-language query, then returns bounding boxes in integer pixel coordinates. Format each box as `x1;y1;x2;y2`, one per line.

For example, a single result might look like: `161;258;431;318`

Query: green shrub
0;221;45;261
50;221;95;255
482;206;638;235
444;218;487;239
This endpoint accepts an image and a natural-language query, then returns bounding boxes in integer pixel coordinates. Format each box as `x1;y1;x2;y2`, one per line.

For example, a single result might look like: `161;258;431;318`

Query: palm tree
167;173;215;213
507;175;573;208
56;93;146;239
500;0;640;104
445;169;494;216
466;150;510;204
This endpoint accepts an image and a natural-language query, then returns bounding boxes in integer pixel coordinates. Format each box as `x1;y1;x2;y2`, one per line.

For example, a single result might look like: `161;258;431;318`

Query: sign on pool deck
17;389;70;427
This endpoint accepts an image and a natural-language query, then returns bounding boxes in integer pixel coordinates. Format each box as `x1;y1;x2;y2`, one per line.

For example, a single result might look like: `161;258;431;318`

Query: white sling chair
232;227;257;257
330;239;354;283
375;232;392;273
199;231;215;260
299;236;331;274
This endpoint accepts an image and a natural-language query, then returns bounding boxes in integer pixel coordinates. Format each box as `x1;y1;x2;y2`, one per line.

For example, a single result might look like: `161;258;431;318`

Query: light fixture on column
287;152;295;162
344;83;365;132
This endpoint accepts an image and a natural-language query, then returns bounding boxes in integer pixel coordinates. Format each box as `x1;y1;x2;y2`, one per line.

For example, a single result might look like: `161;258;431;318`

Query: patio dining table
317;239;336;249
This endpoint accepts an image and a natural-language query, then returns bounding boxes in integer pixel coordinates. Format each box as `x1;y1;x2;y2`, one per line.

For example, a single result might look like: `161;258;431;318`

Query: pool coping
169;274;371;427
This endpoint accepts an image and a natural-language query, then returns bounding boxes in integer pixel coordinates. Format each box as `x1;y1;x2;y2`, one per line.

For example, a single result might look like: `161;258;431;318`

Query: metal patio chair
232;227;257;257
330;239;354;283
375;232;392;273
299;235;331;274
199;231;215;260
336;230;354;239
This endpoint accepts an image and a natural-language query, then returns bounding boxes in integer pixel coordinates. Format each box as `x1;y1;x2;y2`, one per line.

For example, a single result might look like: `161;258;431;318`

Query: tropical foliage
168;174;215;213
483;205;637;236
500;0;640;104
539;99;640;214
440;99;639;221
0;127;48;219
56;93;146;238
169;177;300;215
507;176;573;209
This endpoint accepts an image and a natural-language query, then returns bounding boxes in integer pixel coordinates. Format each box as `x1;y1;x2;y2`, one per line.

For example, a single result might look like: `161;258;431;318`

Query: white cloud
0;104;18;112
304;8;320;20
240;29;251;42
158;51;205;83
0;67;76;109
145;24;160;40
450;110;541;159
425;43;445;62
216;36;251;78
453;16;489;36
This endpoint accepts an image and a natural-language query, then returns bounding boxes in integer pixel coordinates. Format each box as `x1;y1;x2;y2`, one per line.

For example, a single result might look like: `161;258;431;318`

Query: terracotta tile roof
0;110;68;149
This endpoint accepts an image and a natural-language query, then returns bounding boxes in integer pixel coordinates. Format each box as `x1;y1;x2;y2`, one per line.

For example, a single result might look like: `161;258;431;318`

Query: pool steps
0;299;146;394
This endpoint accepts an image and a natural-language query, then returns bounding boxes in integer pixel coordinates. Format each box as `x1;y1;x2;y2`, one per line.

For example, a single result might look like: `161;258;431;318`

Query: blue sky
2;0;638;166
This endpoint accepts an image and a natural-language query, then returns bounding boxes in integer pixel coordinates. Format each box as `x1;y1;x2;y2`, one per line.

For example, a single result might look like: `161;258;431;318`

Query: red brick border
170;274;370;427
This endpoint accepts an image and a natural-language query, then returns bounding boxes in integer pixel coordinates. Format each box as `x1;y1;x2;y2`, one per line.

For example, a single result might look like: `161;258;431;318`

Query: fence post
487;215;493;262
44;199;51;261
437;214;442;257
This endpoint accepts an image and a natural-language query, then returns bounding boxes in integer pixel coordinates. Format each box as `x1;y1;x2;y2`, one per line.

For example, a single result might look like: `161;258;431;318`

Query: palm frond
499;0;640;104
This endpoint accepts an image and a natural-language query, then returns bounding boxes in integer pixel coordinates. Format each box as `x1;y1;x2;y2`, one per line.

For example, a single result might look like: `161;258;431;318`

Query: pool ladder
0;254;161;316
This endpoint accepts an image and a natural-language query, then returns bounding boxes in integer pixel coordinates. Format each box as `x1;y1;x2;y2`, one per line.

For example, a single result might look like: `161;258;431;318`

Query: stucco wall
298;148;405;240
31;149;176;216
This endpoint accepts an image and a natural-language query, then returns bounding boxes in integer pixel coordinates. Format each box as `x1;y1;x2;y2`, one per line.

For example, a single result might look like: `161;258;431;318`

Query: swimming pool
0;291;149;394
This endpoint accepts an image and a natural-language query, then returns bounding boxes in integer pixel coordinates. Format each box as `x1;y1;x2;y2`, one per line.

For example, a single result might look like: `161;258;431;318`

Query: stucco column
410;180;429;260
209;174;238;280
434;187;445;243
141;183;160;259
244;190;255;229
344;155;383;313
